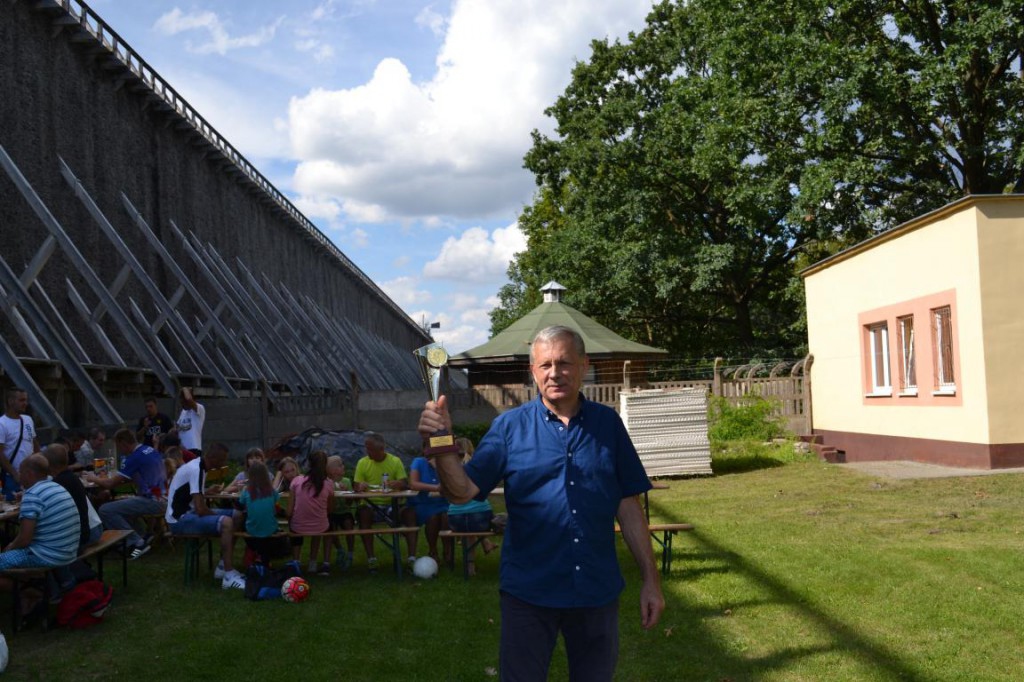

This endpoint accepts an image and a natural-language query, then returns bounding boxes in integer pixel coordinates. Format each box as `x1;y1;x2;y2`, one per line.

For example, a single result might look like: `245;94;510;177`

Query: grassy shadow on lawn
645;460;1024;681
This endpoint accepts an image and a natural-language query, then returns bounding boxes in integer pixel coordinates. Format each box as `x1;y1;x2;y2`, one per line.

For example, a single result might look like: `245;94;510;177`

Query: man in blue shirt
419;325;664;681
86;428;166;560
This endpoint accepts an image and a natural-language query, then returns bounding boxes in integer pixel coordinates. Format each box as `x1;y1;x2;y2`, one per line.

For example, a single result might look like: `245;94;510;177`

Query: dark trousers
499;591;619;682
244;536;290;564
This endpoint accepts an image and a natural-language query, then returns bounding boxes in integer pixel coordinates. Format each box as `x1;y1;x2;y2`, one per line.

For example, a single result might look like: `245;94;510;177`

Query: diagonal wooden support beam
59;157;238;398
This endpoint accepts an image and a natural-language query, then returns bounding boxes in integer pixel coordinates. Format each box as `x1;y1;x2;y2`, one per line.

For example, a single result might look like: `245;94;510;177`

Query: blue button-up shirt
466;395;651;608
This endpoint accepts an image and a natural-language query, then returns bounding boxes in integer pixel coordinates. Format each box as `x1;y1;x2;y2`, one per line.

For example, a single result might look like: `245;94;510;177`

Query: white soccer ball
412;556;439;579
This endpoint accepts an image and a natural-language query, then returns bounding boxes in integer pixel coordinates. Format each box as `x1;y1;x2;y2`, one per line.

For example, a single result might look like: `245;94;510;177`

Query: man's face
145;401;158;417
366;441;386;462
91;432;106;449
8;392;28;415
530;337;588;408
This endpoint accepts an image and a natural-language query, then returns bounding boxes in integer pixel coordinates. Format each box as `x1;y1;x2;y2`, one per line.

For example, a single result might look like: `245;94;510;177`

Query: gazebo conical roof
451;299;667;365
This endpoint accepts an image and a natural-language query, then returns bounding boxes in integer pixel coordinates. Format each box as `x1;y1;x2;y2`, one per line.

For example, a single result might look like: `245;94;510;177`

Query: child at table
272;456;299;517
273;457;299;493
326;455;356;570
408;453;451;565
447;438;496;576
223;448;265;495
287;450;333;576
239;461;288;565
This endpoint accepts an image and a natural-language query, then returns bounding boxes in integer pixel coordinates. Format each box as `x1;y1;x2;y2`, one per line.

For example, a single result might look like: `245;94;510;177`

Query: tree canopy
492;0;1024;356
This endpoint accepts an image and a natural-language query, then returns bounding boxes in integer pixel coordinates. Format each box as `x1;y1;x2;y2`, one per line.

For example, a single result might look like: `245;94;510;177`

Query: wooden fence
447;356;813;436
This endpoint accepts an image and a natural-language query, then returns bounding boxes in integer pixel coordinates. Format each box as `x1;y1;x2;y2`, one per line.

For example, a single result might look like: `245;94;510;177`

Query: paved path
838;460;1024;480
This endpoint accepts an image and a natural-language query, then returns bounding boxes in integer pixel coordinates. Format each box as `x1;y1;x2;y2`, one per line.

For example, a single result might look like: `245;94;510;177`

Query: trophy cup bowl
414;343;460;458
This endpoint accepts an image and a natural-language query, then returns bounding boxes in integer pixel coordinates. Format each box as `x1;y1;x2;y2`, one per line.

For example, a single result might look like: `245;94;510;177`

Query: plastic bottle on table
381;473;389;493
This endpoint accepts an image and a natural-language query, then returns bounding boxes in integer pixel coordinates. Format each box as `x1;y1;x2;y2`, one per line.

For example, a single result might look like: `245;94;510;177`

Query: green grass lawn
5;445;1024;681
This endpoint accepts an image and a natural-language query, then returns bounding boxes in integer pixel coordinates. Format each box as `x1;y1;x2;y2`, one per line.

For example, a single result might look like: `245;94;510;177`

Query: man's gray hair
531;326;585;357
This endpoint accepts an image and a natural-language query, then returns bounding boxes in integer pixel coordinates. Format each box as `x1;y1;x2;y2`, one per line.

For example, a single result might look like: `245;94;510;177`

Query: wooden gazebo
450;282;667;387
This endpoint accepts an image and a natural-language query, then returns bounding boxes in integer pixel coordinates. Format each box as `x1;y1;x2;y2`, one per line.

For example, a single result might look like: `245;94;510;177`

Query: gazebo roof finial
540;280;566;303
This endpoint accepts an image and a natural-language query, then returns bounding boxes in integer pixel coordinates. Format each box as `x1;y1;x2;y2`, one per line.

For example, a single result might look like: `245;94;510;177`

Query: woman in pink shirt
287;450;333;575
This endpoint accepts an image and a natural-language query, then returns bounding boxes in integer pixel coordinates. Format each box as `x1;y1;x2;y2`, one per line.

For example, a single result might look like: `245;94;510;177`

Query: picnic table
192;489;420;581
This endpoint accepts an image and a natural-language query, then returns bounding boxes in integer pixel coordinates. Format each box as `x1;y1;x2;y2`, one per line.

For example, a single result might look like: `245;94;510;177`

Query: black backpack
244;560;301;601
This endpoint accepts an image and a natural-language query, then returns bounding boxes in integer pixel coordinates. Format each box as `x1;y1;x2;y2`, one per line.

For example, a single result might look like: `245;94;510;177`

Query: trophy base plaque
425;431;460;459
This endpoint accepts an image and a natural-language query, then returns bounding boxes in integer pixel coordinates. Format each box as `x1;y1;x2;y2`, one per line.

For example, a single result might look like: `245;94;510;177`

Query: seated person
447;438;497;576
408;454;451;565
272;456;300;494
165;442;245;589
272;456;300;517
71;427;106;473
0;454;79;570
326;455;355;570
238;461;288;566
288;450;333;576
44;444;101;550
223;448;266;495
352;432;416;572
163;431;197;463
43;444;103;592
85;428;166;560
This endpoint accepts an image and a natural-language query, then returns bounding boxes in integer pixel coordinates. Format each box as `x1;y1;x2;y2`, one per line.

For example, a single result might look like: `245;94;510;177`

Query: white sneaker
129;544;151;560
221;569;245;590
214;561;226;580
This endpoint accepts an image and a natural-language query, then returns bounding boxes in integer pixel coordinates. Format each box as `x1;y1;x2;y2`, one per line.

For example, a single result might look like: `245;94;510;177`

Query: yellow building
802;195;1024;469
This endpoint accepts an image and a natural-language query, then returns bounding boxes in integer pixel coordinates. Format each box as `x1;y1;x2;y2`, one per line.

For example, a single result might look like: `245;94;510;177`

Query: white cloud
433;323;483;352
380;276;433;308
338;196;389;224
287;0;653;222
296;38;335;63
350;227;369;248
422;223;526;283
150;66;290;160
416;5;447;37
293;194;343;221
154;8;282;55
311;0;340;21
310;0;375;22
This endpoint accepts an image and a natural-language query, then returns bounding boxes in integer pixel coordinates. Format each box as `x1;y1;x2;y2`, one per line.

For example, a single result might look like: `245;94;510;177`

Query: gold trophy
413;343;460;458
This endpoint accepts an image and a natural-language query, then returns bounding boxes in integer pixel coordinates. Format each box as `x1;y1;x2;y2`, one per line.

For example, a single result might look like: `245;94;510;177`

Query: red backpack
56;580;113;629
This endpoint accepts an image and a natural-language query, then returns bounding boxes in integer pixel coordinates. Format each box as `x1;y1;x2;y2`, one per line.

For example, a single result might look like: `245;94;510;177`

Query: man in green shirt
352;433;416;572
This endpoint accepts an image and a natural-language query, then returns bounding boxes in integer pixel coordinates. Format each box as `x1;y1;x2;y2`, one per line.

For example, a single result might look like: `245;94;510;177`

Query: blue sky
89;0;654;353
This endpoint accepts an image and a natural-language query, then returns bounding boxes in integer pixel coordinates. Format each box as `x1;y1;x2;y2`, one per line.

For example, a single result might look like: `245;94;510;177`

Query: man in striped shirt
0;453;79;570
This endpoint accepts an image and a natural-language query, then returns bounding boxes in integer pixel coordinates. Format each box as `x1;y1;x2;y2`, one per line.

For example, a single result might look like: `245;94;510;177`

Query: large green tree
492;0;1024;356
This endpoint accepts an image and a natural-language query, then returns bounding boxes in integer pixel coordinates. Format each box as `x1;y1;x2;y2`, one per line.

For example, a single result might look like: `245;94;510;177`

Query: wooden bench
1;529;132;634
175;527;421;584
616;522;695;576
438;530;500;579
440;522;695;580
